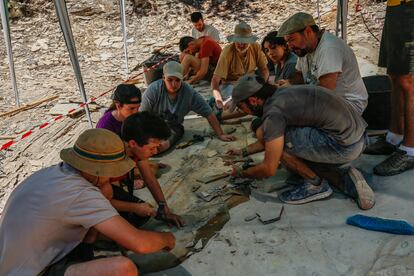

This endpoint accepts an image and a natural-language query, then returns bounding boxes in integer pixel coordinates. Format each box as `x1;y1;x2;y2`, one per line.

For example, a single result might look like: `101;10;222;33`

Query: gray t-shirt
296;31;368;114
191;24;220;42
262;85;367;146
274;52;297;81
140;79;212;127
0;163;118;276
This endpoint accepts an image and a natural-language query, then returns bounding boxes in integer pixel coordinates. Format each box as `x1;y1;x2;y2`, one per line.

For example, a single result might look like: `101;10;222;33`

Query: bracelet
242;147;249;157
234;165;243;178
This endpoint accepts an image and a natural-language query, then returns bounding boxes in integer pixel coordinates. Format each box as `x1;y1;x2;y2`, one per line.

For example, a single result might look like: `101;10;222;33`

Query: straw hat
227;21;258;44
60;128;135;177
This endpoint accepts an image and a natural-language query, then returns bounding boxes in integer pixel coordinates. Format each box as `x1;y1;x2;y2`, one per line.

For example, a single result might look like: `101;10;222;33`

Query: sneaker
344;167;375;210
279;179;332;204
374;149;414;176
364;135;397;155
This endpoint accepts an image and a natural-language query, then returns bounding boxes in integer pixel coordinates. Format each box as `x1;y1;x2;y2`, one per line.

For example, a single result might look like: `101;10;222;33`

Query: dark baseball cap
229;74;263;112
112;84;141;104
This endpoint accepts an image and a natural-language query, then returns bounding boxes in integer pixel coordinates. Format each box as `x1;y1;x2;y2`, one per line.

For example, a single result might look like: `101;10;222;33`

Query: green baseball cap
163;61;183;80
278;12;316;37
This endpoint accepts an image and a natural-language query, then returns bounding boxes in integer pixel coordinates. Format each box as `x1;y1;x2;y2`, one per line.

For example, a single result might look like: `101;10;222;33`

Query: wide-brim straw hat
60;128;135;177
227;21;258;44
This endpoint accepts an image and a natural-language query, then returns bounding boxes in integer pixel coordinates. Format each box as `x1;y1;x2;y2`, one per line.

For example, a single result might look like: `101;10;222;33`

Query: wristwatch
158;201;166;209
155;201;167;220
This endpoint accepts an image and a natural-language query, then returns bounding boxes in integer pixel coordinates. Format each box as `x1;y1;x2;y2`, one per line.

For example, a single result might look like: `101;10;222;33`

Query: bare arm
211;74;224;109
260;66;270;83
94;215;175;254
137;160;184;227
137;160;166;204
318;72;339;90
227;140;264;156
237;136;284;179
206;112;236;141
110;199;156;217
188;57;209;84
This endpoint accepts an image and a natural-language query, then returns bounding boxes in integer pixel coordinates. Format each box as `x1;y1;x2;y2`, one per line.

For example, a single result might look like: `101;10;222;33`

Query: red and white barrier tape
0;54;176;153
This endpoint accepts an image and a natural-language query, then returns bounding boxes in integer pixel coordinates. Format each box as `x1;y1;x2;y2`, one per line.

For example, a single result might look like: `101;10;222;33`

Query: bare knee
112;256;138;276
181;54;192;66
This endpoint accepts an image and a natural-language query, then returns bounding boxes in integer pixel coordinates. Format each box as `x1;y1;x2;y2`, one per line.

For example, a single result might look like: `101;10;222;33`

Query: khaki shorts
378;1;414;74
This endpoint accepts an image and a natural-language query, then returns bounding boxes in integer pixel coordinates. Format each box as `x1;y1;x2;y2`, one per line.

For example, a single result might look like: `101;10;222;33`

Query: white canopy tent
0;0;349;123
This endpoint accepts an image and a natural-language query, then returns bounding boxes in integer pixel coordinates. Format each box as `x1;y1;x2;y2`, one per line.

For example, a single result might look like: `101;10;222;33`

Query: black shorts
112;184;150;228
41;243;95;276
378;1;414;74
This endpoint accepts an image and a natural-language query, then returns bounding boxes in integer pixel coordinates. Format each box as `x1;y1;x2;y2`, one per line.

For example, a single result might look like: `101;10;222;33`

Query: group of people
1;2;413;274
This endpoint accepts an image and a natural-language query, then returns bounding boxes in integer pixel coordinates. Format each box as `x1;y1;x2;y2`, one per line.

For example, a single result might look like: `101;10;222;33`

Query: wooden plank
0;95;59;118
0;136;17;140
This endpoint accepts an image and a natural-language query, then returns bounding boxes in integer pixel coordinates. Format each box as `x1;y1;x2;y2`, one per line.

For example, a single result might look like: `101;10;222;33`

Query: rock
112;42;125;49
100;53;113;61
256;203;284;225
206;150;217;158
194;239;203;251
94;36;107;46
255;238;265;244
110;36;124;42
244;214;257;222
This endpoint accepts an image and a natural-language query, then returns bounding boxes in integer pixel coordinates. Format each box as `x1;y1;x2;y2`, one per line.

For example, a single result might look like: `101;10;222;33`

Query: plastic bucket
362;75;391;130
142;53;179;86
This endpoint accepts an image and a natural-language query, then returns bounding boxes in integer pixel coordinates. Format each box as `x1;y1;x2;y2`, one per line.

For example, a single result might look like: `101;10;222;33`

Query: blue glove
347;214;414;235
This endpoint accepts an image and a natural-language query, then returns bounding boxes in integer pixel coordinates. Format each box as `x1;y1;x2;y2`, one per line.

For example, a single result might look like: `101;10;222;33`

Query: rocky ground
1;1;406;275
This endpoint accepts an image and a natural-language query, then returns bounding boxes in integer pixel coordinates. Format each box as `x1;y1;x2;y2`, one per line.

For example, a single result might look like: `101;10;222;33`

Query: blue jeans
284;127;367;165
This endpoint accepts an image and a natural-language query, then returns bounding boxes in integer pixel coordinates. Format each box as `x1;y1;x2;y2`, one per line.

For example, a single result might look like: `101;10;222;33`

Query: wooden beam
0;95;59;118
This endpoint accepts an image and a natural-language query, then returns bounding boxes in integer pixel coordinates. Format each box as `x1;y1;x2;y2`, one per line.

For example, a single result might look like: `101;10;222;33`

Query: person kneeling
0;128;175;276
140;61;236;153
228;74;375;210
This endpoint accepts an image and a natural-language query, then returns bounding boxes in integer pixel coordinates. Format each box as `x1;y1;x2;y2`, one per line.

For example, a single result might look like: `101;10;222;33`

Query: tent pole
120;0;129;78
53;0;93;128
0;0;21;107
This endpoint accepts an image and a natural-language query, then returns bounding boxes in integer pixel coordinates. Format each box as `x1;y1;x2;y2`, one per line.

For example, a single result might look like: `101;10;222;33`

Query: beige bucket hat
60;128;135;177
227;21;258;44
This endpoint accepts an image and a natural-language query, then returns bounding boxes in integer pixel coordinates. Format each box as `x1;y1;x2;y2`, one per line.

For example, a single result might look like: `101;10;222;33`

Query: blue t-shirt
140;80;212;126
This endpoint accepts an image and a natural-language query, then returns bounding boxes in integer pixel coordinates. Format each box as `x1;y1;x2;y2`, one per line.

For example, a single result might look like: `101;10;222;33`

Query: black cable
359;7;381;43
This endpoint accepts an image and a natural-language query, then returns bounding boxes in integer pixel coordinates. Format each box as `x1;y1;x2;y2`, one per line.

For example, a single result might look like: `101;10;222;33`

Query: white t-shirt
191;24;220;42
0;163;118;276
296;31;368;114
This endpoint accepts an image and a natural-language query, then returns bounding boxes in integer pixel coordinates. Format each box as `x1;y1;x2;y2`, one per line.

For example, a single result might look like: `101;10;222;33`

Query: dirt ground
2;0;413;275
